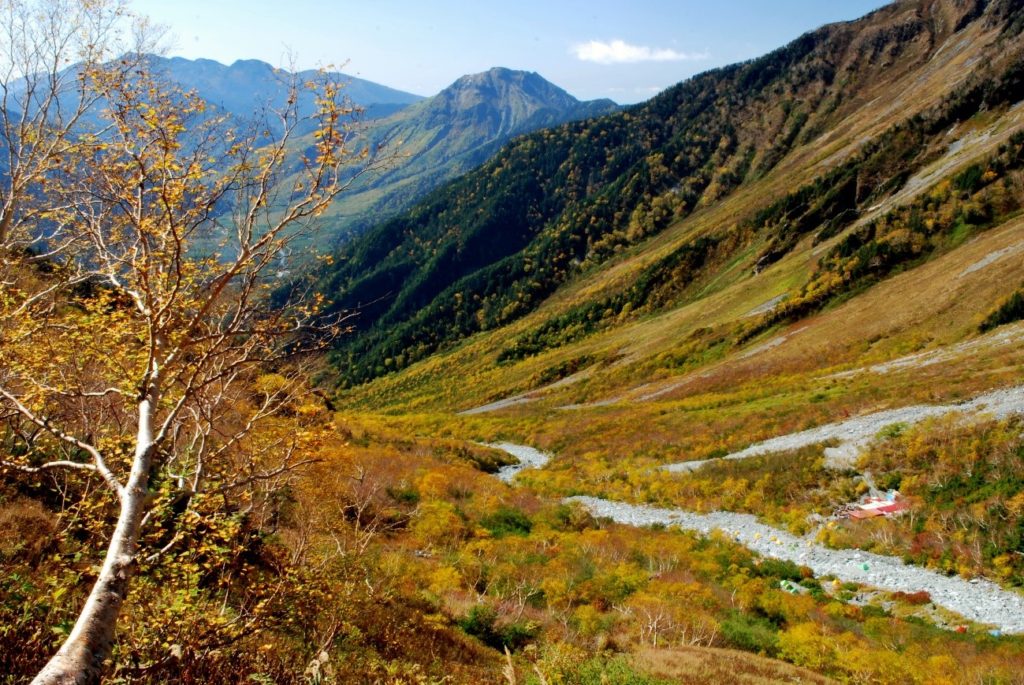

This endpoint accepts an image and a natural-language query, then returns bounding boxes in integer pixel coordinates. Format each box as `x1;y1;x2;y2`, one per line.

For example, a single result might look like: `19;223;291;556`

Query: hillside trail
458;369;592;415
828;321;1024;379
484;433;1024;634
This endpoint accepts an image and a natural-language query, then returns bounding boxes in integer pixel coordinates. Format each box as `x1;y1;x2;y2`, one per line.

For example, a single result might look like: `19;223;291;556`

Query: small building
848;493;910;520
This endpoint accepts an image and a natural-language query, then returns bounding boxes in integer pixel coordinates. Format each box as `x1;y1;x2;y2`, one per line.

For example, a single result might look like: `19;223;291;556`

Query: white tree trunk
31;395;156;685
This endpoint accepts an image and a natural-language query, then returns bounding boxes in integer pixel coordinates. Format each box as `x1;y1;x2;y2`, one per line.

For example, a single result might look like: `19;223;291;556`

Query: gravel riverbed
486;442;1024;634
485;442;553;482
664;383;1024;472
568;496;1024;634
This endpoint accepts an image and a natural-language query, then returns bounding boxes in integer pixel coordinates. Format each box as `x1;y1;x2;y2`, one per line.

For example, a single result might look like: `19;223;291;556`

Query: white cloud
572;39;708;65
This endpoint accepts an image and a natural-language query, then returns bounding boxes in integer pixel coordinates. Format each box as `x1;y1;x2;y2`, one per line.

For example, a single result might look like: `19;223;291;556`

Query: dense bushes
480;505;533;537
458;604;537;650
980;285;1024;331
720;612;780;655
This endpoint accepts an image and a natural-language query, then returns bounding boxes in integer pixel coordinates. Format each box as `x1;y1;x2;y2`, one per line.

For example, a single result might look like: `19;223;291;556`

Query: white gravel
485;442;552;483
664;384;1024;472
959;240;1024;278
567;495;1024;634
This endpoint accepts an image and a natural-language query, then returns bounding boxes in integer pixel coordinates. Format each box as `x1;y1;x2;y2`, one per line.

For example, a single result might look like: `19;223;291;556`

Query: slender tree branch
1;458;98;475
0;386;124;498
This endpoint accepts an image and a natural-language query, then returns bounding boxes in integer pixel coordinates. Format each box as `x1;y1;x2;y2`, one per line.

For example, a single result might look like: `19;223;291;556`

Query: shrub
458;604;537;650
458;604;500;645
529;654;673;685
891;590;932;605
720;611;780;655
777;622;837;672
753;558;804;582
480;506;533;537
979;287;1024;332
0;498;55;563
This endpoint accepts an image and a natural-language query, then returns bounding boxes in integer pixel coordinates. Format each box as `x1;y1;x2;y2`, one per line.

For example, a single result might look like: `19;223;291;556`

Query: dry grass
633;646;834;685
0;497;56;563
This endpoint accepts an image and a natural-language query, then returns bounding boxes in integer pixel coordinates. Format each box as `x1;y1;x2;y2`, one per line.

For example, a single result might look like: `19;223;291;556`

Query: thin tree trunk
31;395;156;685
0;199;15;248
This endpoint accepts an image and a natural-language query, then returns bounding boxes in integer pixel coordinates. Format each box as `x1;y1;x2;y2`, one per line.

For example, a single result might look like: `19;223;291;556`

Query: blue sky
132;1;890;104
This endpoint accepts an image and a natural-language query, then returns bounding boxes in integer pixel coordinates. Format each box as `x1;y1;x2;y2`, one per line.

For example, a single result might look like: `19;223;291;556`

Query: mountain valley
5;1;1024;683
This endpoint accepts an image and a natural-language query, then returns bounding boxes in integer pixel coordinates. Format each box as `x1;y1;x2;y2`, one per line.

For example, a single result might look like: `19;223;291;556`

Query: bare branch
205;457;321;498
1;458;97;475
0;386;124;498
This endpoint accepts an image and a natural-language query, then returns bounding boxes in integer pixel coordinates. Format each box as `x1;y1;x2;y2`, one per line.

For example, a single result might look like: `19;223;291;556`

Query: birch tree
0;10;374;682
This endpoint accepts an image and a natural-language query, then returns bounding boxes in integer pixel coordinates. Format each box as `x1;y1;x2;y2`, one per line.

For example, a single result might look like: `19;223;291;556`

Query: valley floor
487;438;1024;634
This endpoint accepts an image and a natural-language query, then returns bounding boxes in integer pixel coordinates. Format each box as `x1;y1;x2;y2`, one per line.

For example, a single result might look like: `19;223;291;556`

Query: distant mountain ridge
149;55;424;121
144;59;616;249
308;67;619;242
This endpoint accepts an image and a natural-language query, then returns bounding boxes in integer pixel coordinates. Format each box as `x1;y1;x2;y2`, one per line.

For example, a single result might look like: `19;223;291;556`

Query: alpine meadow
4;1;1024;684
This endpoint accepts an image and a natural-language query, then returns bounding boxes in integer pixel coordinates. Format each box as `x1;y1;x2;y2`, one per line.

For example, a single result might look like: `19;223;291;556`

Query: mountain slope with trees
9;1;1024;683
315;0;1024;388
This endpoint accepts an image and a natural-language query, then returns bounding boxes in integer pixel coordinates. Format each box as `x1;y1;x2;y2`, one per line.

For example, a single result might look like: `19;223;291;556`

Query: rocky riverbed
485;442;552;482
664;383;1024;472
568;495;1024;634
485;442;1024;634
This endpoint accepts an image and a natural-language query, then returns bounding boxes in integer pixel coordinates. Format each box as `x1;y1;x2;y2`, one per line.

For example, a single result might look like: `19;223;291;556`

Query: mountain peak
291;66;618;241
452;67;546;86
227;58;273;69
445;67;578;108
422;66;613;137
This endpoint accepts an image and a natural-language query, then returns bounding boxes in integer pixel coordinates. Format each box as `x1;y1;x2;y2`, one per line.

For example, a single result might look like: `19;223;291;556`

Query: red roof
875;501;910;514
848;496;910;519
